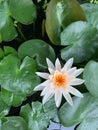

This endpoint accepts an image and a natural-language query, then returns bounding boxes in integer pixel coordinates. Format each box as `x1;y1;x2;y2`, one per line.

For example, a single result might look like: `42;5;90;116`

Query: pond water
47;121;75;130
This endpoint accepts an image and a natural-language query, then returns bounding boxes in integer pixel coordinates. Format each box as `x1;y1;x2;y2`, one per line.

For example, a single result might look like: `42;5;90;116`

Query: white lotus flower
34;58;84;107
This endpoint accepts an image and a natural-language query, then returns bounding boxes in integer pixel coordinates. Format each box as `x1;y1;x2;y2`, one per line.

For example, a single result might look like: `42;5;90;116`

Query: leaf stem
17;24;27;41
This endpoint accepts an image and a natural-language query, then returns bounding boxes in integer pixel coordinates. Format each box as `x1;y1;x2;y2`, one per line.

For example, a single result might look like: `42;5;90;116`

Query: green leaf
81;3;98;30
45;0;86;45
0;55;40;94
0;0;36;42
43;98;59;122
20;100;59;130
1;88;26;107
4;46;17;56
1;116;28;130
20;104;31;123
83;60;98;97
61;21;88;46
61;21;98;63
20;102;50;130
18;39;55;70
59;0;86;28
76;107;98;130
0;109;9;128
12;93;26;106
1;88;13;106
0;93;10;113
0;109;9;119
58;93;98;127
45;0;61;45
0;46;17;61
1;17;17;42
0;0;17;42
9;0;37;24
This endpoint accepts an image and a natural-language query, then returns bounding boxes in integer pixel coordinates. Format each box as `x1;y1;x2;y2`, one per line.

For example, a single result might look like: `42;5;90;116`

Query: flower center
53;72;67;87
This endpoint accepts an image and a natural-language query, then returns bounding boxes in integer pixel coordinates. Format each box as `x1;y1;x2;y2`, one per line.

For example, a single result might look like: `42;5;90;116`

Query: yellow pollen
53;72;67;87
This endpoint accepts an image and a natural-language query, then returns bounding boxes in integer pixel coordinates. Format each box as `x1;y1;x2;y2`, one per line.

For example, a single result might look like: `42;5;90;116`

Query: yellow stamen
53;72;67;87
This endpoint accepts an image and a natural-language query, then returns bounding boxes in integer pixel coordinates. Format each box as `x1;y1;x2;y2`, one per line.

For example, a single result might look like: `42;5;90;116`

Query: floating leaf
45;0;61;45
0;46;17;61
45;0;86;45
61;21;98;63
18;39;55;70
20;102;49;130
9;0;36;24
0;0;17;42
76;107;98;130
0;0;36;42
43;98;59;122
0;55;40;94
0;109;9;128
0;109;9;120
81;3;98;30
20;99;58;130
3;46;17;56
1;116;28;130
1;88;26;107
83;60;98;97
1;89;13;107
59;93;98;127
0;93;10;113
